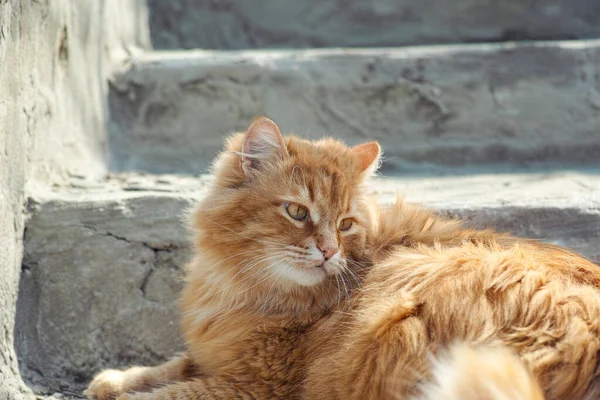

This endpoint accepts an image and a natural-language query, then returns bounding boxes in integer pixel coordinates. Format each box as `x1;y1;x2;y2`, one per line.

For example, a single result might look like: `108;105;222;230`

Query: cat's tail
369;196;470;257
369;196;506;261
416;343;544;400
368;196;453;256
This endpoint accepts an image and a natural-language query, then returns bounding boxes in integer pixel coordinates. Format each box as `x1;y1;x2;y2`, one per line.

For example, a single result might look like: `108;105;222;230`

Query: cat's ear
241;117;289;177
351;142;381;180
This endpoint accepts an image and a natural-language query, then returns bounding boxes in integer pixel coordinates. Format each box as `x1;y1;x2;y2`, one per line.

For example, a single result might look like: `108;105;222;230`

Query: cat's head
192;117;380;302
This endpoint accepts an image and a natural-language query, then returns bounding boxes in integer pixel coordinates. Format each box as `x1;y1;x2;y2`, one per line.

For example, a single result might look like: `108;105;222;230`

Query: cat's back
367;239;600;314
358;240;600;399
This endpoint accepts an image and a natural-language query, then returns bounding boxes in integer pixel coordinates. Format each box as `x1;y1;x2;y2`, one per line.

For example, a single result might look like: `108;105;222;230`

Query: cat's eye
286;202;308;221
339;218;353;231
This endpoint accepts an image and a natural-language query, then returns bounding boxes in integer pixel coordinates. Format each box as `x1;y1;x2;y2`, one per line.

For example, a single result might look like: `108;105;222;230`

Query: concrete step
148;0;600;50
109;41;600;175
17;171;600;394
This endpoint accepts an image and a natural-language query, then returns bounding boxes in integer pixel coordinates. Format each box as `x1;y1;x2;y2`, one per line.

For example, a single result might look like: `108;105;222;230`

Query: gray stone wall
0;1;149;398
108;42;600;175
148;0;600;50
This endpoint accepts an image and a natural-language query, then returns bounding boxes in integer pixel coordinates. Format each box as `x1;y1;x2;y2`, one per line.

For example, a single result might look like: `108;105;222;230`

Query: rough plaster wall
0;0;149;398
0;0;29;393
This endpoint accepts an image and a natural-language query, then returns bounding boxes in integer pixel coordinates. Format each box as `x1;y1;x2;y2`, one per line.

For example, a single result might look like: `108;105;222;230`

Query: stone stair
17;1;600;397
147;0;600;50
109;41;600;174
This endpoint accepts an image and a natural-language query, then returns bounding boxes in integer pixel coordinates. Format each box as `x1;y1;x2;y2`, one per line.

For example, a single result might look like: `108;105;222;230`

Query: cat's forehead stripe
308;184;315;203
314;173;352;218
287;163;356;219
299;186;310;203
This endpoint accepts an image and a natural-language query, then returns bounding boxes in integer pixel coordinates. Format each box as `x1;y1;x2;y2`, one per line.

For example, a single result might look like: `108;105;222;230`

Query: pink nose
318;245;337;260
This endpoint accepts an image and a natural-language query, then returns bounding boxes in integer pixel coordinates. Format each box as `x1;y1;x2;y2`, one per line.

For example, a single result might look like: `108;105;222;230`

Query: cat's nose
318;245;337;261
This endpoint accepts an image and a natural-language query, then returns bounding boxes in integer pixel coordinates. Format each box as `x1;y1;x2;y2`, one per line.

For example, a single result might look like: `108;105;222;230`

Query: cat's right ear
350;141;381;181
240;117;289;178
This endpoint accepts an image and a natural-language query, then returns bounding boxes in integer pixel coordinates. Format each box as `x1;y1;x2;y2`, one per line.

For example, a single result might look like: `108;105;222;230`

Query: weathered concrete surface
18;171;600;394
109;41;600;175
17;175;208;394
0;1;149;399
148;0;600;50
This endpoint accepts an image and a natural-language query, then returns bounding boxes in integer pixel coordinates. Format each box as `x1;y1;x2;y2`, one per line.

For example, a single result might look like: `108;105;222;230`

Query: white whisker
203;217;290;247
346;258;369;270
342;263;362;287
262;260;291;312
195;247;284;282
215;252;286;296
334;274;342;307
339;272;350;303
239;256;287;295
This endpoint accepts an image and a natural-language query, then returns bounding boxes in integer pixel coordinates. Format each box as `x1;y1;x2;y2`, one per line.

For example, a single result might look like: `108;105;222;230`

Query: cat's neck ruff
185;252;343;324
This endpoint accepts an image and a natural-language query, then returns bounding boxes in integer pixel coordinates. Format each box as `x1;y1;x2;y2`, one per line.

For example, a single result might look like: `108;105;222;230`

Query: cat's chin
277;265;328;288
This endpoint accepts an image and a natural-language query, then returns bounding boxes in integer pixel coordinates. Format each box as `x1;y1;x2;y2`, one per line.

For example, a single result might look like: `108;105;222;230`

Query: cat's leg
114;376;271;400
87;354;199;400
307;292;431;400
346;306;430;399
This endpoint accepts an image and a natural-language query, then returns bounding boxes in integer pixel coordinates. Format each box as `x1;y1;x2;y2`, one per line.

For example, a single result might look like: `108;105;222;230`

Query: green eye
286;202;308;221
339;218;353;231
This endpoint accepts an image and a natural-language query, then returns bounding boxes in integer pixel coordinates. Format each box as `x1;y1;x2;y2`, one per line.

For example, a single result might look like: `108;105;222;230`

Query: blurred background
114;0;600;174
1;1;599;398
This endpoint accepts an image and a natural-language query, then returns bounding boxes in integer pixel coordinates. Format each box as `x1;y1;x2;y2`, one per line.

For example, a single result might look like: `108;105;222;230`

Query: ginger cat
88;117;600;400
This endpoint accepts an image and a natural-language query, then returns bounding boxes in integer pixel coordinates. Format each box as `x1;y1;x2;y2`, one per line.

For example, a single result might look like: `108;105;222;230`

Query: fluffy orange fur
87;118;600;400
416;343;545;400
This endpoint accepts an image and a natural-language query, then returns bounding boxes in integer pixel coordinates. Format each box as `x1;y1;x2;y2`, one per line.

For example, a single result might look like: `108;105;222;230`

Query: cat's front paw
86;369;127;400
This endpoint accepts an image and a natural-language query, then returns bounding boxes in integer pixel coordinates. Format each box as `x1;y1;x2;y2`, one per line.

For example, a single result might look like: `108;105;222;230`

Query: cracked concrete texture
17;186;204;393
147;0;600;50
17;172;600;394
0;1;149;398
109;41;600;175
16;175;209;394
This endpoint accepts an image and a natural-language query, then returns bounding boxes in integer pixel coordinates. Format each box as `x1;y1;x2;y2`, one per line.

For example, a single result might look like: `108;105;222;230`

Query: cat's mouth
290;264;327;287
275;260;333;287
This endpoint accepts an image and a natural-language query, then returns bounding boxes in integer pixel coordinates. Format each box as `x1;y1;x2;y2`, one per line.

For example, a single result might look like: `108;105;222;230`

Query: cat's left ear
350;142;381;180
